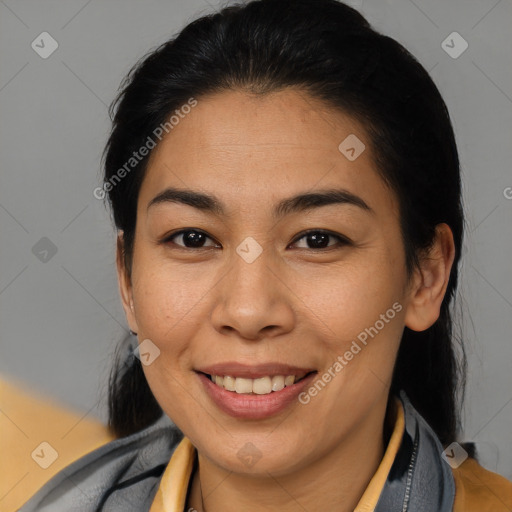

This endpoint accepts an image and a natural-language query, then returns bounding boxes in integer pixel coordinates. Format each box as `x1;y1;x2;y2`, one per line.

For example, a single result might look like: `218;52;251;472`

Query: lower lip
197;372;317;420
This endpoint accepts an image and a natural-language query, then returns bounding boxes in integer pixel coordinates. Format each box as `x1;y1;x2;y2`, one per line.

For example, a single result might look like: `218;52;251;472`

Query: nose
210;245;295;342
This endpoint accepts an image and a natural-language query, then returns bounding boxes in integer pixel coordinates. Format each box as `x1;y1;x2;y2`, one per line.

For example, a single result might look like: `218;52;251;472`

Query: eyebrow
147;186;374;218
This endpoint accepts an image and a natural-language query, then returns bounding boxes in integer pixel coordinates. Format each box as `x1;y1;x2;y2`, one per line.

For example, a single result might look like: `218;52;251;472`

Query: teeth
271;375;285;391
253;376;272;395
284;375;295;386
209;374;299;395
235;378;253;394
223;375;236;391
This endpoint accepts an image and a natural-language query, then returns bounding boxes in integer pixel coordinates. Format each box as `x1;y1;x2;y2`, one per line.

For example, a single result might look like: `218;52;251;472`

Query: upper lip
196;362;316;379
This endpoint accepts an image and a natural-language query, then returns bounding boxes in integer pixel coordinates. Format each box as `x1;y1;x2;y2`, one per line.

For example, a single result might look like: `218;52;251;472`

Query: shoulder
18;413;183;512
452;457;512;512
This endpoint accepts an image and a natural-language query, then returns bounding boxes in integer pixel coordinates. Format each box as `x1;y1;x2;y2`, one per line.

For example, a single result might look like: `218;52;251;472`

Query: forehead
139;88;397;219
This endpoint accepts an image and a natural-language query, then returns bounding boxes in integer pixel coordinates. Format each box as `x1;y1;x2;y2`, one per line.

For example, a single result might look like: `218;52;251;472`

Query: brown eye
164;229;219;249
291;230;350;250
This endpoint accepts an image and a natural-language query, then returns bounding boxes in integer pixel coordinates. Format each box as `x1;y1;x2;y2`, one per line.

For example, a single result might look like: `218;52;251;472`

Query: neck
187;398;395;512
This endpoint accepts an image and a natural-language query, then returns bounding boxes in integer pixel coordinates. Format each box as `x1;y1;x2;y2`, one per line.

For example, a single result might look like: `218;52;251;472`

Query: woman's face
120;88;417;476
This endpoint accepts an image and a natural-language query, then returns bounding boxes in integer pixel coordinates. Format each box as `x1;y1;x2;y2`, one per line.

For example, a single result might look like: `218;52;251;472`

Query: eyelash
161;228;351;251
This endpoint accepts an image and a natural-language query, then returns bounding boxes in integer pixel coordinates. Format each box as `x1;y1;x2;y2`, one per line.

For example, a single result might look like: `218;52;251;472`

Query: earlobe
404;223;456;332
116;232;139;334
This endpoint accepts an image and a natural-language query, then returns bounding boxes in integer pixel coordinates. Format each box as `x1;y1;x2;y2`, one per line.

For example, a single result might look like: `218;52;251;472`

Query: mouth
195;363;318;419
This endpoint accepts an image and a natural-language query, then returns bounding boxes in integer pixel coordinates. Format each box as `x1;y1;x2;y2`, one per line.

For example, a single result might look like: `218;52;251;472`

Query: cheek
292;249;406;392
131;263;203;418
295;252;404;338
131;256;209;338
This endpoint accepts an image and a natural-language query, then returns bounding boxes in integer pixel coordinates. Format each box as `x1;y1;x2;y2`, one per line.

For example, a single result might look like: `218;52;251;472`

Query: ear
404;223;456;332
116;232;139;334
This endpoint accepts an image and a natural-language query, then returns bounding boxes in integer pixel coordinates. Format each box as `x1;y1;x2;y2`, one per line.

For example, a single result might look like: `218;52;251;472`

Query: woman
20;0;512;510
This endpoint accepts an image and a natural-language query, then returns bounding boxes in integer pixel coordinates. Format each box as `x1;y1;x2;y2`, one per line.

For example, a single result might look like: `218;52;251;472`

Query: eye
289;229;350;250
162;228;350;251
163;229;219;249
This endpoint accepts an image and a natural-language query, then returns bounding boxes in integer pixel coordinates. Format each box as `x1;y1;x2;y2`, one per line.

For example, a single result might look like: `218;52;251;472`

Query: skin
117;88;455;512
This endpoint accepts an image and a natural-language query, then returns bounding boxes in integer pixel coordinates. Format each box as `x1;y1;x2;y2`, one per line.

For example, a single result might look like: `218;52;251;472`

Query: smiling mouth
200;371;316;395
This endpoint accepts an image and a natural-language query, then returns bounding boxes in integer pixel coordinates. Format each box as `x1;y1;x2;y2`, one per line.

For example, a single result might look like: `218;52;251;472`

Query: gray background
1;0;511;479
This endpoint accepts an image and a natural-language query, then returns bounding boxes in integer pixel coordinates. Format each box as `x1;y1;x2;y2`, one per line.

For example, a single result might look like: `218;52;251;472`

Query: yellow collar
149;400;405;512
